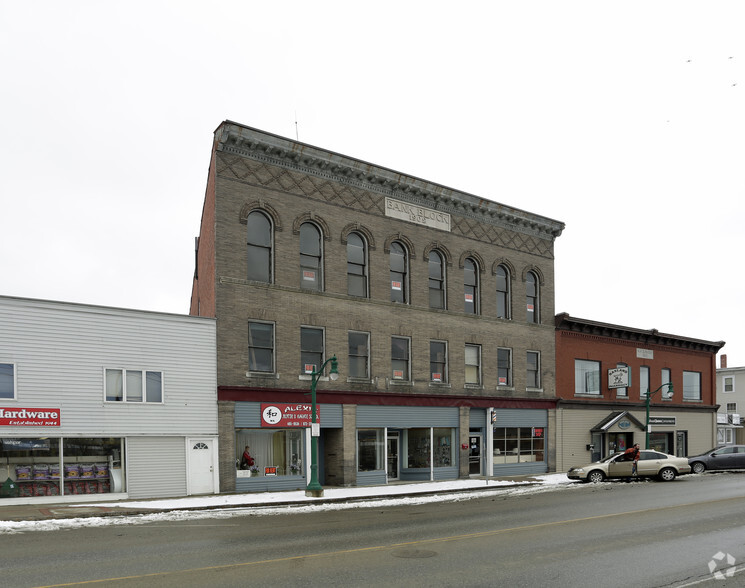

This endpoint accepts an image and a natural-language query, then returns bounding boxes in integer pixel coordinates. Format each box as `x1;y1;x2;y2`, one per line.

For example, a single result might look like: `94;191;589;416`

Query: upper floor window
465;344;481;386
348;331;370;379
724;376;734;393
464;258;479;314
391;336;410;381
347;232;368;297
526;271;539;323
616;363;630;397
248;321;274;373
661;368;671;393
105;369;163;403
527;351;540;389
683;371;701;401
496;265;511;319
726;402;737;412
0;363;16;400
430;340;448;383
299;223;322;291
639;365;650;398
390;242;408;304
246;211;272;283
497;348;511;386
428;251;446;309
300;327;324;374
575;359;600;395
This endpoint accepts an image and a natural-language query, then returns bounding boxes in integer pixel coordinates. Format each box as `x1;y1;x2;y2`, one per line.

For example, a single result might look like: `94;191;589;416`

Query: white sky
1;2;743;364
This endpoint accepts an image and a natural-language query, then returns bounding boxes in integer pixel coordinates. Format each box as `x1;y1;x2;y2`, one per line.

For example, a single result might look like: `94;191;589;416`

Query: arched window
390;241;408;303
246;211;272;283
347;232;368;297
428;250;446;309
496;264;511;319
526;270;540;323
299;223;322;291
464;258;479;314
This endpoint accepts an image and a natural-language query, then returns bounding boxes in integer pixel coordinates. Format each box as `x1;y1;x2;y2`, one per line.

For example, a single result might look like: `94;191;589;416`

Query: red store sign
0;407;61;427
261;403;320;428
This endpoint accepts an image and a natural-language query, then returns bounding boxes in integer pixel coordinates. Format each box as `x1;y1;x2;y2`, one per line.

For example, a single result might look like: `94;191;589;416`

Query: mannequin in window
240;446;255;469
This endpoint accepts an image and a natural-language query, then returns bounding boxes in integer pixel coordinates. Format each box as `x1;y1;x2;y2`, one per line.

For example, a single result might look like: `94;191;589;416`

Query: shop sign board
0;407;60;427
607;367;629;389
649;416;676;426
261;403;319;428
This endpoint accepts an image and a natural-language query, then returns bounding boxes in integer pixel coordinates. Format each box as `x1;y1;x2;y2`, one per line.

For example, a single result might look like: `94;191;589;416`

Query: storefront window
493;427;545;464
0;437;123;498
357;429;384;471
235;429;304;476
433;428;454;467
405;428;431;468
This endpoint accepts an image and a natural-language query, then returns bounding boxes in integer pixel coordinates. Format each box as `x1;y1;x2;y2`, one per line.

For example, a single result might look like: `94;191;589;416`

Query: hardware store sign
0;407;60;427
261;403;319;427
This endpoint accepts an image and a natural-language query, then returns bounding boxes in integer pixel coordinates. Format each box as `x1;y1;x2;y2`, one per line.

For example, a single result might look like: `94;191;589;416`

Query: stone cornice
215;120;565;242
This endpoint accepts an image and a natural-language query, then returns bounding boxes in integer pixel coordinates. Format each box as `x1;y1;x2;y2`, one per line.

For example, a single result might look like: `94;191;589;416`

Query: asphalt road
4;473;745;587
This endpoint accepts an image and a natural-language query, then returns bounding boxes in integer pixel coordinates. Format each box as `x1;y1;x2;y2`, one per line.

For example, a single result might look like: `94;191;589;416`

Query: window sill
496;385;515;392
429;382;451;388
246;372;279;380
347;377;373;384
574;393;602;398
682;398;703;403
526;387;544;393
389;379;413;386
298;374;333;382
465;384;483;390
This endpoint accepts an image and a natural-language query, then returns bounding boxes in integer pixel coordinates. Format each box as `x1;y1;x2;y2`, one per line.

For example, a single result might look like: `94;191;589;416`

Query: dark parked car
688;445;745;473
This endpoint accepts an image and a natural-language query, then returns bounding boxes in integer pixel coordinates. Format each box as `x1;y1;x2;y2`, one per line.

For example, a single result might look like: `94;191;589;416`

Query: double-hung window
428;251;446;309
246;211;272;283
683;371;701;401
430;341;448;383
639;366;650;398
0;363;16;399
497;348;511;386
348;331;370;379
248;321;274;373
105;369;163;403
526;271;539;323
496;265;511;319
464;258;479;314
300;327;324;375
390;242;408;303
299;223;323;291
465;344;481;386
575;359;600;395
347;232;368;297
527;351;540;389
391;336;410;381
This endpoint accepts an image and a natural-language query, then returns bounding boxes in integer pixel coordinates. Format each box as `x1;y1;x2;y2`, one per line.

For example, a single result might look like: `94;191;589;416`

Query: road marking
37;494;745;587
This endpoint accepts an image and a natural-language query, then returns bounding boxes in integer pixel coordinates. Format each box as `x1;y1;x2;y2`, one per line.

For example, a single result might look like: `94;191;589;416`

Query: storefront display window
0;437;124;498
235;429;303;476
357;429;384;471
433;428;453;466
493;427;545;463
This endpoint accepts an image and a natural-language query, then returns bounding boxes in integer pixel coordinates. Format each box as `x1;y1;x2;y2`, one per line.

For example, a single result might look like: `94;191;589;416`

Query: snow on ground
0;474;575;535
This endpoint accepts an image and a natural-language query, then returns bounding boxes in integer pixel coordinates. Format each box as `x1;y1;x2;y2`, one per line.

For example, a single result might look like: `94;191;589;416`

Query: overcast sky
1;2;743;365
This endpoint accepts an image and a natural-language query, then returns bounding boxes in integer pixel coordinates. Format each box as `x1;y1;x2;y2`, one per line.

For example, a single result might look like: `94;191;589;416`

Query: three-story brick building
190;121;565;492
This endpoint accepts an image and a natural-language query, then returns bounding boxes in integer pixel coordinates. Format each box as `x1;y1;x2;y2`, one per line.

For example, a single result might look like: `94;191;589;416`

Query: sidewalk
0;474;562;522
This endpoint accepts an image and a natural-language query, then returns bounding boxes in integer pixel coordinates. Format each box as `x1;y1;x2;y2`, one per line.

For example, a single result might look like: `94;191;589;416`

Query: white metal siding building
0;296;217;504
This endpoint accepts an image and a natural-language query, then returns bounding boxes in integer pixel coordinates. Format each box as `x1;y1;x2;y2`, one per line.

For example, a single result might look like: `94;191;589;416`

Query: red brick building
554;313;724;471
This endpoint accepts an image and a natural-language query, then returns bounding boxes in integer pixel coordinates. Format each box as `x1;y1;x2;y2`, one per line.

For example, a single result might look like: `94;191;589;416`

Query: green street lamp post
645;382;674;449
306;355;338;497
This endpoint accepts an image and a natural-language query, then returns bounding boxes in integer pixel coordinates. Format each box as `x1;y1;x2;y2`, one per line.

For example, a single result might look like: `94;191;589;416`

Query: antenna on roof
295;111;299;141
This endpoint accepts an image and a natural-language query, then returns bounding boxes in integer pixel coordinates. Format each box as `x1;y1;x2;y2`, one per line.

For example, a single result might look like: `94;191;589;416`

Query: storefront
0;296;218;504
226;398;551;492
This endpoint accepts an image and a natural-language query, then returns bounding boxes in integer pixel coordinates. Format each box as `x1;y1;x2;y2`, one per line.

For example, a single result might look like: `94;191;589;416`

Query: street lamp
306;355;338;497
645;382;674;449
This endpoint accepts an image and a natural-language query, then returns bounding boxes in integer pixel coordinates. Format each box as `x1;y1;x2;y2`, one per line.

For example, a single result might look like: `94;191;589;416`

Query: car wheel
691;462;706;474
659;467;676;482
587;470;605;483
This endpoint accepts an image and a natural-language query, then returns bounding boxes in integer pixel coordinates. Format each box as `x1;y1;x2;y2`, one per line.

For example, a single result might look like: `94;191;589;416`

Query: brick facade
192;121;565;490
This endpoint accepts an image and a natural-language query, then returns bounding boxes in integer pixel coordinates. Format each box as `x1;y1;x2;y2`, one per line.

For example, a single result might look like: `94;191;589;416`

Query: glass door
387;433;399;481
469;434;482;475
